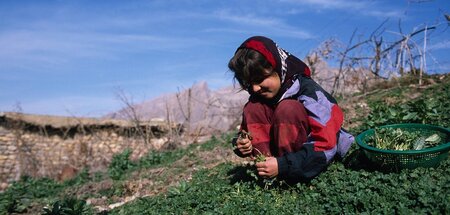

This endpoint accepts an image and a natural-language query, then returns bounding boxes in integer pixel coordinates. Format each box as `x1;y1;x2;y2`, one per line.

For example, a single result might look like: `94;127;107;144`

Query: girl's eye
242;71;273;90
250;74;271;85
252;77;265;84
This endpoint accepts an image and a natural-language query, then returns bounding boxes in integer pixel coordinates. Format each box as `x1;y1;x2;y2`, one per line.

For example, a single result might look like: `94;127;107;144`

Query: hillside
1;74;449;214
106;81;249;135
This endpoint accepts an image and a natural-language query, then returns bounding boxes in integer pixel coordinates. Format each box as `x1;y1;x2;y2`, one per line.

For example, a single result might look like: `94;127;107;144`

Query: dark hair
228;48;274;90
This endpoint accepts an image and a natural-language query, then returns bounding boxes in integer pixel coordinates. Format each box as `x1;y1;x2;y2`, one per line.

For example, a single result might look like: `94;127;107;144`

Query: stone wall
0;112;181;191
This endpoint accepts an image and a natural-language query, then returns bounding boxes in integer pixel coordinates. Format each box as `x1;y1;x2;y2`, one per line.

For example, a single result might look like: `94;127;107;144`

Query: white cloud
0;4;216;72
297;0;368;10
212;9;314;39
280;0;403;18
1;95;123;117
214;9;282;26
429;40;450;50
0;27;206;73
365;10;403;18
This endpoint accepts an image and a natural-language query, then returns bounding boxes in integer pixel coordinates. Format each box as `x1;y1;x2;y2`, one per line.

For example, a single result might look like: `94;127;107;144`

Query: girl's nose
251;84;261;93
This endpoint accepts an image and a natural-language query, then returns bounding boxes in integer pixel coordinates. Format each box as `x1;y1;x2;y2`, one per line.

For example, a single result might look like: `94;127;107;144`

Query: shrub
42;196;94;215
108;148;136;181
361;79;450;131
0;176;62;214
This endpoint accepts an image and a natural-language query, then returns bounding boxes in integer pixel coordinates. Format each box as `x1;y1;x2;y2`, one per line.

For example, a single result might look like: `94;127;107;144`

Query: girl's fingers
237;139;250;146
238;142;252;150
255;161;266;168
237;138;253;155
238;145;249;151
239;145;252;155
258;171;271;178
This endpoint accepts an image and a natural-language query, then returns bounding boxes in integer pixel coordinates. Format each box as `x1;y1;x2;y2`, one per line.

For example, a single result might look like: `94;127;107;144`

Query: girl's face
249;70;281;100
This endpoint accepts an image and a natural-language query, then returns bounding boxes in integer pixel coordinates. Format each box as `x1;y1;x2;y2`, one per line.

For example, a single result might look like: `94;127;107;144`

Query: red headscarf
236;36;311;101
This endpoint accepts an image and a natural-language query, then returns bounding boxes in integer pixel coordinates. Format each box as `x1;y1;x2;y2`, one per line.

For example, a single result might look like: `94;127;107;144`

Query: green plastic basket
356;123;450;170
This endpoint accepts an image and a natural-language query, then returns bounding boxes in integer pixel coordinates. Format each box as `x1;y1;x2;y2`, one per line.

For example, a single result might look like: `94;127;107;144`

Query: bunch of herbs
366;128;443;150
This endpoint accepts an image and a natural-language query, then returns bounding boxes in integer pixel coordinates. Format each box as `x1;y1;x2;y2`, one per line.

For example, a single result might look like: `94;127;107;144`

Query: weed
63;168;91;186
167;181;190;197
361;80;450;131
108;148;135;181
42;196;93;215
0;176;63;214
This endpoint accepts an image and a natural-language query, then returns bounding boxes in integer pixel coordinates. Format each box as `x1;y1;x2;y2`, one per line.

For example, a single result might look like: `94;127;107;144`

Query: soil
80;141;242;213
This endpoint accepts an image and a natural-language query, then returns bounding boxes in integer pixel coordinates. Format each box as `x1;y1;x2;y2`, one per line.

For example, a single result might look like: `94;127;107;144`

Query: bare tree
174;85;229;142
331;28;370;95
11;103;39;180
381;22;436;78
176;87;192;136
115;87;152;145
163;98;184;150
325;17;440;95
306;38;336;77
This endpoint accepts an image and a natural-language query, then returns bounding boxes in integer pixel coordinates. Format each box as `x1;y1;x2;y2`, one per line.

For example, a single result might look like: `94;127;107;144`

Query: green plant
363;81;450;130
63;168;91;186
138;147;193;169
0;176;63;214
108;148;136;180
0;192;28;214
367;128;442;150
236;137;278;189
138;151;163;167
42;197;93;215
167;181;190;197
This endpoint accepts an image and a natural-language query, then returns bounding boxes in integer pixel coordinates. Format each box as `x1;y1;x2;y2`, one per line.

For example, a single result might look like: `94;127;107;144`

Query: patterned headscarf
236;36;311;101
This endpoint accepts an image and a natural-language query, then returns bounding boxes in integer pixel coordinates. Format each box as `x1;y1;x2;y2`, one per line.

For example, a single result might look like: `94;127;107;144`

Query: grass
110;154;450;214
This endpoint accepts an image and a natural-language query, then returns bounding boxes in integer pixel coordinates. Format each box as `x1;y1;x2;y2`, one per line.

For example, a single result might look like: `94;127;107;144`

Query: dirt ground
77;141;244;213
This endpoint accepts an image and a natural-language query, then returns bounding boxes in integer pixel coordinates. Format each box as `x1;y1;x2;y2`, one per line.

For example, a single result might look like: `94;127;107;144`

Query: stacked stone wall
0;124;170;191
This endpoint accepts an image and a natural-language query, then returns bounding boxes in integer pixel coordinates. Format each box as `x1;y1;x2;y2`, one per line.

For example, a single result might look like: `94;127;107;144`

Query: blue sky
1;0;449;117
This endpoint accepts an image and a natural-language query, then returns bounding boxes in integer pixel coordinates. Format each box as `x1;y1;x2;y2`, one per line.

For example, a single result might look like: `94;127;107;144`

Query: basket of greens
356;123;450;170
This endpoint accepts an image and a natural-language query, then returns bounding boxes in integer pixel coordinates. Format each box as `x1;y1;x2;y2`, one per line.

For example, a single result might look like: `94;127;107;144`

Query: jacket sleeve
277;77;347;182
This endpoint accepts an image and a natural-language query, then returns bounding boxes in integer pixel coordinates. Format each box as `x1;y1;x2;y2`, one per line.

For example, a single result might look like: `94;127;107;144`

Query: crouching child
228;36;354;184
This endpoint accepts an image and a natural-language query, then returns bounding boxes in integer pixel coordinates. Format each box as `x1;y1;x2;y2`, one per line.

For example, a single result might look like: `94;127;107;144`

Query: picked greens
367;128;442;151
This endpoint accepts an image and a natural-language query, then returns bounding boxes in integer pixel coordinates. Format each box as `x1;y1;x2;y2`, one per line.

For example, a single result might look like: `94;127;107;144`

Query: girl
229;36;354;183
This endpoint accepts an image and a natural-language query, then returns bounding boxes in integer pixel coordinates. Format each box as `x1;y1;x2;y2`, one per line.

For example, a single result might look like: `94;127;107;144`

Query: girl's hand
255;157;278;178
236;136;253;156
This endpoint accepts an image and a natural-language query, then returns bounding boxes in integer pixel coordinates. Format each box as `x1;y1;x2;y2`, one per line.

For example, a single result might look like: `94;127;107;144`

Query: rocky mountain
106;81;249;135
